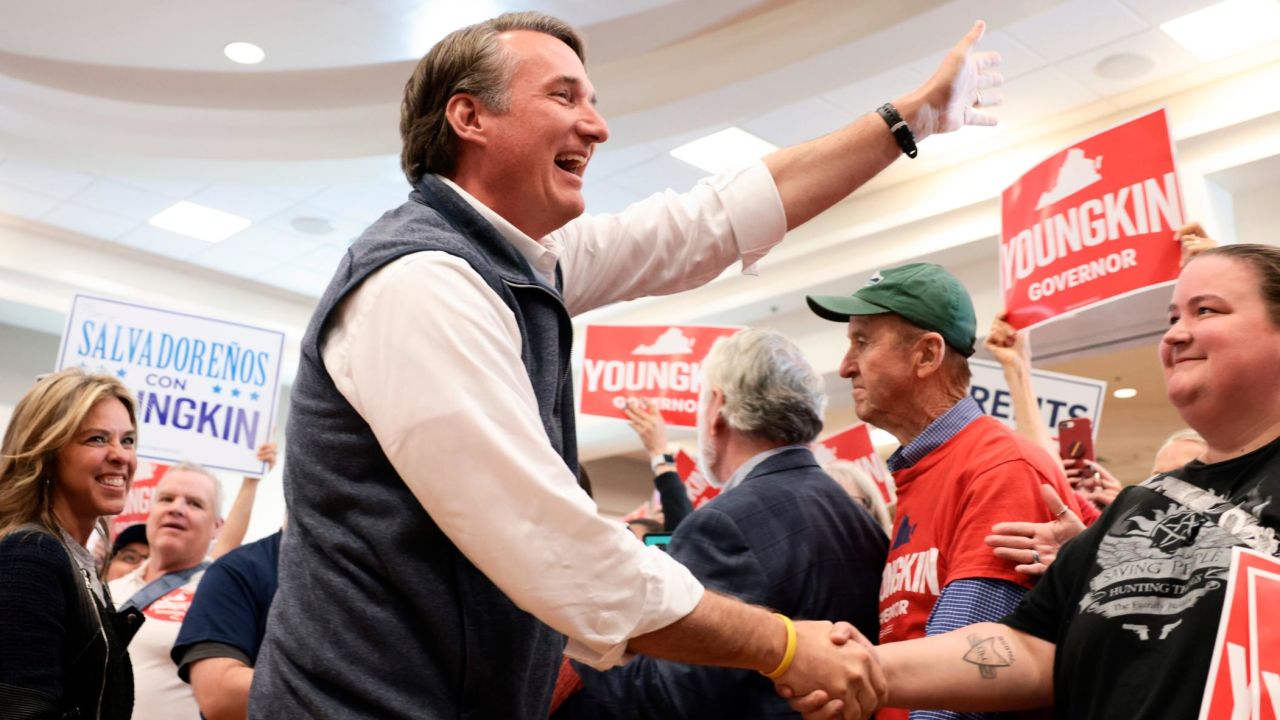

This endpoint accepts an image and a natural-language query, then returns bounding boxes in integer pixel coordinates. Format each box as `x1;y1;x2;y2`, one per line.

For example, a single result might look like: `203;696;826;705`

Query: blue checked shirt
886;395;983;472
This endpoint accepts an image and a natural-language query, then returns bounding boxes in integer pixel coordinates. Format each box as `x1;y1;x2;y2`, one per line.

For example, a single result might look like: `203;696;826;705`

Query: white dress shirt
322;162;786;668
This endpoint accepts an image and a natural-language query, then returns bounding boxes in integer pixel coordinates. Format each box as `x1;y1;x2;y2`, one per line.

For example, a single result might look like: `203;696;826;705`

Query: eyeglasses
114;549;149;565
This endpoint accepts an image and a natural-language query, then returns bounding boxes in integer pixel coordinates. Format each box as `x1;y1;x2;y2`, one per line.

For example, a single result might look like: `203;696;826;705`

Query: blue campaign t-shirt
171;530;282;681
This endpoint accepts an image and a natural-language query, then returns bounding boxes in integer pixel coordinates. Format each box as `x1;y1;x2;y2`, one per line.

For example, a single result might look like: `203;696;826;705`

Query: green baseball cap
807;263;977;356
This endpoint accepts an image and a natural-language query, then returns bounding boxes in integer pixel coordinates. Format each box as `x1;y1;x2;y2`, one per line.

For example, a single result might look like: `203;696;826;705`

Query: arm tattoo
962;634;1015;679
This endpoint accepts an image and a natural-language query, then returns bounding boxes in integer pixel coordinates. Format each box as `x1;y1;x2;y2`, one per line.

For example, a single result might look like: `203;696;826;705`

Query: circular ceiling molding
1094;52;1155;81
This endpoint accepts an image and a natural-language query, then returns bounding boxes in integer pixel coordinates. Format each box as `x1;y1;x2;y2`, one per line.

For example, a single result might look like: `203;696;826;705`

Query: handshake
765;616;886;720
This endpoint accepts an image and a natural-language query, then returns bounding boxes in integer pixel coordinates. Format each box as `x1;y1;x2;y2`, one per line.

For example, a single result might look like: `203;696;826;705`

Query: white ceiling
4;0;1280;516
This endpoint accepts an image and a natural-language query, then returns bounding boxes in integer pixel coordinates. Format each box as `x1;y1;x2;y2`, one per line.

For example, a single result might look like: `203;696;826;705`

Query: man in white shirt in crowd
109;464;222;720
252;11;1003;720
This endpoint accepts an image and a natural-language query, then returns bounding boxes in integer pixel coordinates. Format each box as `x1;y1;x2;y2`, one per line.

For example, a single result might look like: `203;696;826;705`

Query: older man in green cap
808;263;1079;720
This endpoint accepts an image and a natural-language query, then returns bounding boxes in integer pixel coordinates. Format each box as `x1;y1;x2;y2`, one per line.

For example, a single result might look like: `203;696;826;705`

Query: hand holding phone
1057;417;1094;475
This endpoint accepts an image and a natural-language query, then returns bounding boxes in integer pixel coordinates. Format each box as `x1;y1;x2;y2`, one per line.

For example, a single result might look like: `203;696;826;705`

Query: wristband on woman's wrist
649;453;675;473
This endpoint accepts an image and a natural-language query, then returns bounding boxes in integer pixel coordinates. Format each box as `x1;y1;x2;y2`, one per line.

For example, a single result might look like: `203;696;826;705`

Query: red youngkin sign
580;325;743;427
1000;108;1185;329
1199;547;1280;720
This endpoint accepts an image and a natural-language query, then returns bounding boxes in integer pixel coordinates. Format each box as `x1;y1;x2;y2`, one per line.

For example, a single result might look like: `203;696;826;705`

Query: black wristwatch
876;102;918;159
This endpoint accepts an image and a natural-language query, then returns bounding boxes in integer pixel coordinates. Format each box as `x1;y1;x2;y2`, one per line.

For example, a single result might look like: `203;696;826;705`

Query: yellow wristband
762;613;797;680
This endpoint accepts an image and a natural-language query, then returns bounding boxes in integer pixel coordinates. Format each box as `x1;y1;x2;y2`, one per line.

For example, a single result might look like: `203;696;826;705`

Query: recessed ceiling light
1113;387;1138;399
224;42;265;65
670;127;779;174
1094;52;1155;80
149;201;251;243
1160;0;1280;62
290;216;335;235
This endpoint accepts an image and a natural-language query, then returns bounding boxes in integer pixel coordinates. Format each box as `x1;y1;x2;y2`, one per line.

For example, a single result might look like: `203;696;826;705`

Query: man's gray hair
169;462;224;520
702;329;827;445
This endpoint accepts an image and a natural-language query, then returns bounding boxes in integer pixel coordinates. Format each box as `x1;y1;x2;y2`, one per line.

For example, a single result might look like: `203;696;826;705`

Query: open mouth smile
554;153;587;177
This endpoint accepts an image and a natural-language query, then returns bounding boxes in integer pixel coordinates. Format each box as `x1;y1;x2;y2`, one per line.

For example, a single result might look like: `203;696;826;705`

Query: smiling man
109;464;222;720
253;11;1003;719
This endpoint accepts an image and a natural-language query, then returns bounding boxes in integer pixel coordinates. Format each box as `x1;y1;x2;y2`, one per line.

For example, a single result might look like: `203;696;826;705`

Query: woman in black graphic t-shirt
784;244;1280;720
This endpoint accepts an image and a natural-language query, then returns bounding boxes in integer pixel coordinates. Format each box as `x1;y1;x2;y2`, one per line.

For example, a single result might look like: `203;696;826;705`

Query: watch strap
876;102;918;159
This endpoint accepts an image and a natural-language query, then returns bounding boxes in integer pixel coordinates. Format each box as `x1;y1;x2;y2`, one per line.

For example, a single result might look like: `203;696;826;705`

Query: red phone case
1058;417;1094;471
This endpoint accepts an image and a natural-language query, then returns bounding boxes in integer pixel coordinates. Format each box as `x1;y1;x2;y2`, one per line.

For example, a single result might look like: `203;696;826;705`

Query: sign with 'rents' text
56;295;284;475
968;359;1106;439
813;423;896;506
580;325;743;428
1199;547;1280;720
1001;108;1184;329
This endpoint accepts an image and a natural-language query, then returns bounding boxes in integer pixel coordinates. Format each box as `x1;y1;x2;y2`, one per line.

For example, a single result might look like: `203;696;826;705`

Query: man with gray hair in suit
558;329;888;719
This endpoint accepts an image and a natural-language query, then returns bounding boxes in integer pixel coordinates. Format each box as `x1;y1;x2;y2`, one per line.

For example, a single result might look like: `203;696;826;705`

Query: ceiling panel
0;160;94;199
0;181;60;219
1056;28;1198;97
188;240;286;278
110;175;208;199
292;245;346;275
41;203;137;240
907;29;1050;82
186;184;299;223
588;142;664;180
217;225;330;262
259;204;366;247
1118;0;1221;26
263;264;331;297
74;179;181;221
986;65;1105;130
820;67;926;116
113;224;212;261
607;153;709;196
582;179;643;215
740;97;851;149
305;181;411;225
1005;0;1149;62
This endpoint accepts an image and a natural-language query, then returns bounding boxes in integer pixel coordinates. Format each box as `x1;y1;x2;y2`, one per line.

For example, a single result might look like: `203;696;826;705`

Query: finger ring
1032;550;1041;564
1055;507;1069;519
975;90;983;106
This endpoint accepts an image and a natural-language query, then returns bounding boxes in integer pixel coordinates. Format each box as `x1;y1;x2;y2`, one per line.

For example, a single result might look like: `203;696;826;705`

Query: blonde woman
0;368;143;719
824;460;895;536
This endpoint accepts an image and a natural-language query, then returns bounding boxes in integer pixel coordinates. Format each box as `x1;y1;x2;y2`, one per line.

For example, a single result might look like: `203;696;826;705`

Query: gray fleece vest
251;175;577;719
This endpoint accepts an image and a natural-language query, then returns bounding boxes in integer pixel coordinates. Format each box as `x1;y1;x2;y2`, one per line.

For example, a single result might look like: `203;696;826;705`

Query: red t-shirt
878;417;1081;647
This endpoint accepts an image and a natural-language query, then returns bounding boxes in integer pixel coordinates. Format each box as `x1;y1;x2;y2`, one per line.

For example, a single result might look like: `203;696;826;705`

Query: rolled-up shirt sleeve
322;251;705;668
555;160;786;315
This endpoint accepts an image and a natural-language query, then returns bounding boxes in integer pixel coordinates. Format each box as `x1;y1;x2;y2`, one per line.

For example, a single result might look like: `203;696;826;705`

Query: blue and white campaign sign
56;295;285;475
968;358;1106;440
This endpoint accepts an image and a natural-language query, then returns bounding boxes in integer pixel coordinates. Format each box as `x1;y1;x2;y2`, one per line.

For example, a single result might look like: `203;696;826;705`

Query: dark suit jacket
558;447;889;719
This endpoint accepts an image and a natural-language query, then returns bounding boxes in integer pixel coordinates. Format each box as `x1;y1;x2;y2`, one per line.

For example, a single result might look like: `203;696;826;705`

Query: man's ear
445;93;487;147
706;387;727;437
914;332;947;379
